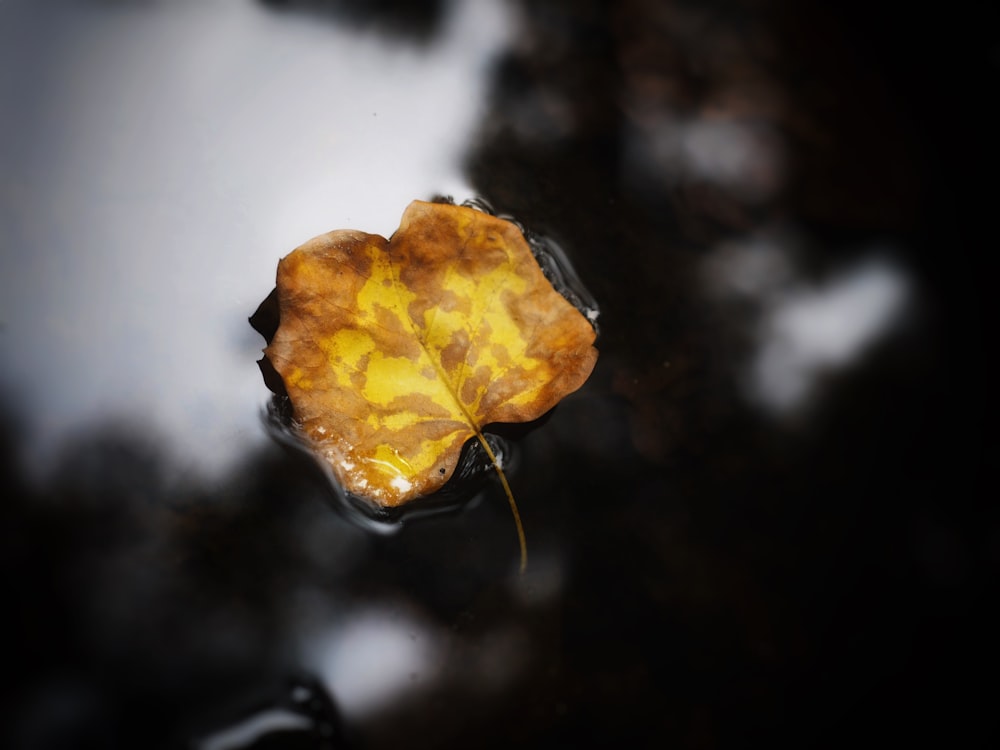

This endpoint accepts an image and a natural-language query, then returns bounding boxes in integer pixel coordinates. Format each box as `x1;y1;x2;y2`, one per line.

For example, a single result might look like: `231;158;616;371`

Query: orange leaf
262;200;598;568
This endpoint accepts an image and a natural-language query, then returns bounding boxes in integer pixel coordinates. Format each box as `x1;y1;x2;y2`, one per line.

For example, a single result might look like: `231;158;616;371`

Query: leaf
262;200;598;568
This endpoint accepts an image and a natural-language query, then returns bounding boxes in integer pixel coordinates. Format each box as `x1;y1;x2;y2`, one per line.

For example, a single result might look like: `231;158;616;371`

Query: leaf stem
475;433;527;574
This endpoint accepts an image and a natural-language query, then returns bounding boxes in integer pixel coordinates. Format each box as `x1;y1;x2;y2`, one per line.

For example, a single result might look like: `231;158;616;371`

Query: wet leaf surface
261;200;598;507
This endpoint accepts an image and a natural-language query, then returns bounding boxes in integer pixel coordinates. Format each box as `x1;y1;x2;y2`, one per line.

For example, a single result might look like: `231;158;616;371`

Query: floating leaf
260;200;598;568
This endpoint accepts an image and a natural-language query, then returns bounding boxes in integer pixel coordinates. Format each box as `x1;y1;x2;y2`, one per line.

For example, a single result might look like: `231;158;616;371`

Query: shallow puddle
0;0;989;747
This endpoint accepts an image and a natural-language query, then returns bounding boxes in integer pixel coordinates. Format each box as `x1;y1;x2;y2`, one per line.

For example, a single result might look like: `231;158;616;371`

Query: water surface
0;0;990;747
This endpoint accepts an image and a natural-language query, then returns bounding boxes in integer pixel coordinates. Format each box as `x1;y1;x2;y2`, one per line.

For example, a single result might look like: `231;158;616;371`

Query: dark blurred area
258;0;447;43
1;0;994;748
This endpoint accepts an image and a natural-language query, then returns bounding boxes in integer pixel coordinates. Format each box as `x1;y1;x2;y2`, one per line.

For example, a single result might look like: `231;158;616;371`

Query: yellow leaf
263;200;598;569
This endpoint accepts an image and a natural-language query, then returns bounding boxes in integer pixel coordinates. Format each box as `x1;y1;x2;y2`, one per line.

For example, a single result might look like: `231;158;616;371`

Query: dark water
0;0;992;748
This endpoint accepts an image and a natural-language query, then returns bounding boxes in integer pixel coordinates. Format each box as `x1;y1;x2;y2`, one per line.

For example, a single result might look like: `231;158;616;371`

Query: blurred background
0;0;993;747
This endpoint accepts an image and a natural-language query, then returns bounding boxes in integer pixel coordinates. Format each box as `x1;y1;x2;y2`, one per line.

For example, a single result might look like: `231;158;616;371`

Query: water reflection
198;709;314;750
703;236;911;414
194;675;343;750
750;258;910;413
0;0;513;482
301;606;444;718
625;113;785;202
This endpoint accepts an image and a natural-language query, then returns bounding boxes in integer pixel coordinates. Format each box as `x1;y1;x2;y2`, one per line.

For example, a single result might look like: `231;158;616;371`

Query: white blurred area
635;113;785;200
198;709;313;750
305;607;444;718
0;0;514;482
704;234;911;414
752;260;909;412
293;597;528;721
